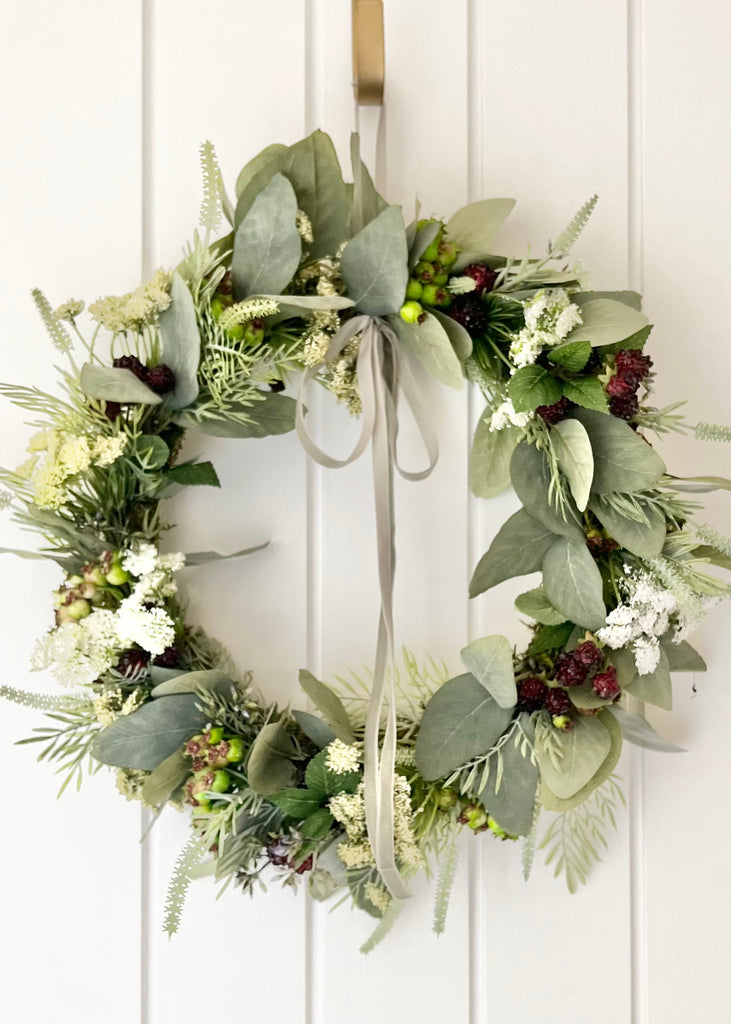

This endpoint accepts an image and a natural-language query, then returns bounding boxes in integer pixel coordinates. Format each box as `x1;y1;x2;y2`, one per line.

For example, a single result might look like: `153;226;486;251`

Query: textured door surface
1;3;729;1022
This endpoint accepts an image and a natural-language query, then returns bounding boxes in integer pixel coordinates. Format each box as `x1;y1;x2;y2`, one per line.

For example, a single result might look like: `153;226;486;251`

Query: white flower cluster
325;738;360;775
18;429;127;509
489;398;532;433
88;268;171;332
597;567;679;675
32;544;184;688
52;299;85;322
329;776;422;872
296;209;314;243
509;288;583;368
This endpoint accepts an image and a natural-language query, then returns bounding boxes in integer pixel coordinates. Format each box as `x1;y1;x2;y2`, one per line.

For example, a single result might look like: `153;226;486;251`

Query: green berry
400;301;423;323
242;322;265;346
421;240;441;262
414;261;435;284
437;242;457;267
487;816;512;841
405;279;423;301
433;269;448;287
226;324;245;341
83;565;106;587
66;598;91;621
226;737;245;763
210;770;231;793
106;563;129;586
421;284;439;306
210;297;224;320
194;796;212;811
552;714;573;731
435;788;457;810
208;727;224;745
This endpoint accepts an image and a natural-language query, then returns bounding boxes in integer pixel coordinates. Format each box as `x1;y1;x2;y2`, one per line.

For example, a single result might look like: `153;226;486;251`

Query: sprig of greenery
15;699;100;795
551;194;598;256
695;421;731;442
0;684;81;712
31;288;73;354
446;716;535;795
163;834;208;936
432;825;460;935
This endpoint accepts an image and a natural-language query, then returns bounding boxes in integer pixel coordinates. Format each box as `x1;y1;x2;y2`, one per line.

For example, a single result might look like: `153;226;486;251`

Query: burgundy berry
554;652;588;687
615;349;653;383
103;401;122;421
592;666;620;700
609;393;640;420
115;648;150;677
545;688;572;717
113;355;148;382
462;262;498;295
606;374;637;399
153;646;180;668
447;294;488;337
574;641;604;668
537;396;572;424
146;363;176;395
517;677;548;711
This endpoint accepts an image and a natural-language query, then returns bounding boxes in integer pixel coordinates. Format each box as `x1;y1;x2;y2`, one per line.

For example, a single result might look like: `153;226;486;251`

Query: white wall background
0;2;729;1021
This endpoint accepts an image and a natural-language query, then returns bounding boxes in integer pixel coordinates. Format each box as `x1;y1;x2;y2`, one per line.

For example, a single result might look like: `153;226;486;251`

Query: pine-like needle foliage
552;194;599;256
432;827;460;935
31;289;72;354
163;835;208;936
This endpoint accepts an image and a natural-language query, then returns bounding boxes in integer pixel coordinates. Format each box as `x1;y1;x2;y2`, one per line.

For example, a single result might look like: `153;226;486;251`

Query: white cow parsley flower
597;566;679;675
509;288;583;368
325;739;360;775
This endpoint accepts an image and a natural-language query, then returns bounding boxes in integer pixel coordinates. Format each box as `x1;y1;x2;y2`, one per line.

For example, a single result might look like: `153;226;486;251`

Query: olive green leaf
135;435;170;471
693;544;731;571
389;310;463;388
298;670;355;744
270;788;322;820
349;132;388;236
542;537;606;631
446;198;516;271
292;710;336;749
150;670;235;698
460;634;516;709
235;142;287;200
415;673;513;781
527;621;574;656
622;648;673;710
340;206;409;316
551;419;594;511
141;748;190;806
572;408;666;494
247;721;296;796
431;308;473;362
608;706;685;753
93;695;208;771
540;710;623;812
561;376;609;413
566;298;648;347
514;586;566;626
510;443;583;539
80;364;162;405
158;273;201;411
508;365;563;413
480;714;538;836
304;748;360;800
232;173;302;299
547;340;592;373
660;636;706;672
165;461;220;488
469;414;519;499
469;509;558;597
589;494;666;559
536;713;611;800
300;808;335;840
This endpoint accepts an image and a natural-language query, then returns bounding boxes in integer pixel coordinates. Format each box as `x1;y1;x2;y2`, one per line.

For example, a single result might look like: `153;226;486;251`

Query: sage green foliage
540;711;623;813
469;413;518;498
508;365;562;413
590;493;666;558
514;586;566;625
542;537;606;631
179;392;296;438
349;132;388;236
535;714;611;800
80;364;162;405
609;706;685;753
566;297;648;347
446;197;516;272
619;648;673;710
298;669;355;743
390;310;463;388
341;206;409;316
460;634;516;709
232;173;302;298
470;508;557;597
142;748;190;806
246;720;296;796
660;636;706;672
572;408;666;493
481;715;538;837
158;273;201;410
510;443;583;539
292;710;336;748
550;419;594;511
93;695;209;771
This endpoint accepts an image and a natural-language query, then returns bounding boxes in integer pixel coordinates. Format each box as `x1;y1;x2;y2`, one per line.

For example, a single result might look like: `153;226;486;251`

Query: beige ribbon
296;314;438;899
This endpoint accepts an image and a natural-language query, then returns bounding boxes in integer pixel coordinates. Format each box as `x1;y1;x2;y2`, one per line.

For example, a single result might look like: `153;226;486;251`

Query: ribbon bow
296;314;438;899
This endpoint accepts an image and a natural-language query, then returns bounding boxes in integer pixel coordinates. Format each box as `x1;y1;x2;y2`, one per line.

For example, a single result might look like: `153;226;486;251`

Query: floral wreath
2;131;729;950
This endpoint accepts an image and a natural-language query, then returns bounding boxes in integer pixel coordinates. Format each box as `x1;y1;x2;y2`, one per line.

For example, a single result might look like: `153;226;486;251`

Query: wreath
2;131;729;949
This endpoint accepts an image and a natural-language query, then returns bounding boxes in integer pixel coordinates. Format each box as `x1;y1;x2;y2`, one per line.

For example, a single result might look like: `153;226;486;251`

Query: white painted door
1;3;729;1022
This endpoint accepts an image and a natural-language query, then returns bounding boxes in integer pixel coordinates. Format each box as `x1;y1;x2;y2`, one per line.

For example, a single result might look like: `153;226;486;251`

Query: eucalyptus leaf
232;173;301;299
182;543;268;567
158;273;201;411
693;544;731;571
566;298;648;347
567;681;615;710
341;206;409;316
469;415;519;499
667;475;731;493
0;547;53;561
235;142;286;199
292;710;336;748
257;293;353;325
93;695;208;771
389;310;463;388
469;509;558;598
623;648;672;710
510;443;583;539
460;635;516;709
561;376;609;413
514;586;566;626
141;748;190;806
540;710;623;812
551;419;594;511
298;670;355;744
446;198;515;257
607;647;639;687
573;290;642;311
660;636;707;672
609;706;685;753
149;666;186;685
80;364;162;405
415;673;513;781
542;537;606;631
535;713;611;800
349;132;388;236
246;721;296;796
407;219;441;270
508;365;563;413
431;308;472;362
480;714;538;836
151;670;235;698
180;393;296;439
589;494;666;559
572;408;666;494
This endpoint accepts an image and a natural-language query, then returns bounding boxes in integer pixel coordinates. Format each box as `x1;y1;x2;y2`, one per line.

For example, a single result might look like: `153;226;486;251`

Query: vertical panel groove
466;2;487;1022
627;0;648;1021
140;2;155;1022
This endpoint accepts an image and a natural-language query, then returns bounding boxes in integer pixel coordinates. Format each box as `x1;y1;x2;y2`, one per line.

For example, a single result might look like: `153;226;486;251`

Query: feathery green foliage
164;835;208;936
551;194;598;256
695;421;731;442
432;826;460;935
15;698;100;795
199;141;226;233
0;684;80;712
31;289;73;354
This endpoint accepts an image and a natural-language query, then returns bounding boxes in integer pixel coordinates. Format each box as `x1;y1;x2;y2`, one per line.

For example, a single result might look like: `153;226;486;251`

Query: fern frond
199;141;232;232
0;684;80;712
695;421;731;442
432;828;460;935
360;898;404;954
31;289;72;354
521;798;541;881
551;194;598;256
694;523;731;558
163;835;208;936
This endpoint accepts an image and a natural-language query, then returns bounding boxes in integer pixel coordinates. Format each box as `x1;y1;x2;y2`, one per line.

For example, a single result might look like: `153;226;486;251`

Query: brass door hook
352;0;384;106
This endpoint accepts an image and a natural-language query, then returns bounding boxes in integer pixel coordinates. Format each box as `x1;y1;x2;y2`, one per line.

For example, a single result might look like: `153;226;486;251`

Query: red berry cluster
462;262;498;296
516;641;620;728
112;355;176;395
537;396;572;425
448;294;489;337
605;348;653;421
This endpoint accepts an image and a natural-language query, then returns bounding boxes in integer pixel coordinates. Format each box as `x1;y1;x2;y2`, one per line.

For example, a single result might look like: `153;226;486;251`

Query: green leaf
608;706;685;753
567;680;616;710
141;748;190;806
415;673;513;781
527;622;573;656
431;308;472;362
446;198;516;268
180;393;296;439
232;173;302;299
235;142;287;199
469;415;519;499
508;365;563;413
246;721;296;796
348;132;388;236
572;408;666;494
541;710;623;812
158;273;201;411
298;670;355;744
93;695;208;771
258;293;353;325
515;586;566;625
270;788;322;820
150;670;235;698
460;635;516;709
305;748;360;799
566;298;649;347
341;206;409;316
292;710;336;748
693;544;731;571
235;131;349;260
589;495;666;559
136;434;170;471
660;636;706;672
623;648;672;710
182;543;268;567
480;714;538;836
542;537;606;631
561;376;609;413
535;714;611;800
300;807;335;840
469;509;558;597
547;340;592;373
510;443;583;539
166;461;220;488
573;290;642;311
389;310;463;388
80;364;162;405
0;547;55;562
667;475;731;493
407;218;442;270
551;419;594;511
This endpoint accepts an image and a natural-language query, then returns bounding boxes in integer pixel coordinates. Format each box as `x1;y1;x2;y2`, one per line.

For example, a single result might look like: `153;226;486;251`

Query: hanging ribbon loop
296;314;438;899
